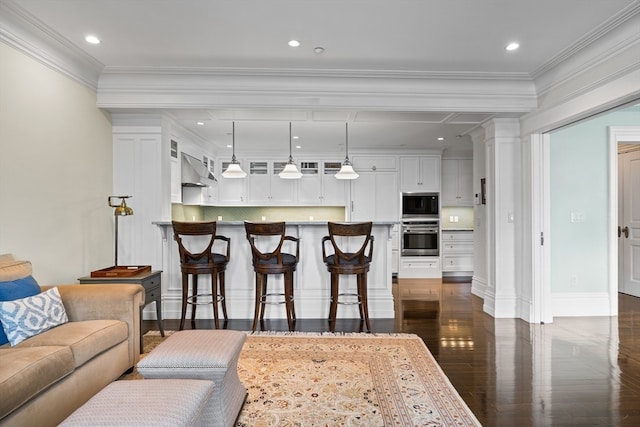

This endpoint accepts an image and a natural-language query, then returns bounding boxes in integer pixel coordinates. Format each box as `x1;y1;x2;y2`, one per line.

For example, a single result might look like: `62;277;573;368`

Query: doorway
610;127;640;299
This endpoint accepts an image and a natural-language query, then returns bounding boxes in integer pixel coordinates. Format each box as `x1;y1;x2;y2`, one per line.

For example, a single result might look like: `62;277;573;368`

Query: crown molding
96;69;538;114
533;4;640;97
0;0;103;90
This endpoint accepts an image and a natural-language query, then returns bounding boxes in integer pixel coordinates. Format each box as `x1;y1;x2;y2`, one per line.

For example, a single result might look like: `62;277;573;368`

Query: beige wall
0;43;113;284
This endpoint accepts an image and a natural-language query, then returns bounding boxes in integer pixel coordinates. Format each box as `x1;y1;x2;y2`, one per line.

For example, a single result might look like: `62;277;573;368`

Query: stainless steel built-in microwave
401;192;439;218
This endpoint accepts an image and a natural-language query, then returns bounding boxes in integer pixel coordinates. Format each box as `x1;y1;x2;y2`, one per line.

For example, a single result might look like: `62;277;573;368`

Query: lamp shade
335;162;359;180
222;161;247;178
279;162;303;179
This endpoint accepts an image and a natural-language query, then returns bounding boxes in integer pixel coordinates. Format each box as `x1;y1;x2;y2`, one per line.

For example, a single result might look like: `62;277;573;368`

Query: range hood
181;153;217;187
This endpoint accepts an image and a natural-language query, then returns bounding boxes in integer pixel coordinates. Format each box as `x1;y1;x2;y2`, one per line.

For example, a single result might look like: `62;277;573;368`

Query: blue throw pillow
0;287;68;346
0;276;40;345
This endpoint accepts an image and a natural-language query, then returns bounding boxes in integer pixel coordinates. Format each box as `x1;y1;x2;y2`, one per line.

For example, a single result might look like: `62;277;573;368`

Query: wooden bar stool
322;222;374;332
172;221;230;330
244;221;299;332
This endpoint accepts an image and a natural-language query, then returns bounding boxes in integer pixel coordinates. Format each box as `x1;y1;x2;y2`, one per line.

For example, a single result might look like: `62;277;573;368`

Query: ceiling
7;0;638;154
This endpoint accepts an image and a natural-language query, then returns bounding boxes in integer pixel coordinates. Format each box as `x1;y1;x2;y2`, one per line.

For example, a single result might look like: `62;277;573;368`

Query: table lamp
108;195;133;266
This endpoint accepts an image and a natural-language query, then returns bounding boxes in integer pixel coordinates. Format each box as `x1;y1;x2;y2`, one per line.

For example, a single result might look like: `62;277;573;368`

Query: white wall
0;42;113;284
549;109;640;315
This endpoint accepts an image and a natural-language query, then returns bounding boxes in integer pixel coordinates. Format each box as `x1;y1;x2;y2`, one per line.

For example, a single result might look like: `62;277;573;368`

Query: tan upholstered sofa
0;254;145;426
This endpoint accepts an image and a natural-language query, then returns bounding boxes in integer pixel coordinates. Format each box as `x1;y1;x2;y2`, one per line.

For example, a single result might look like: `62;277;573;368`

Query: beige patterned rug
131;331;481;427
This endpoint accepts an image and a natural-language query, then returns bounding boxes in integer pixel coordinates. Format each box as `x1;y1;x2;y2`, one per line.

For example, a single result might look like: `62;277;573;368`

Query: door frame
608;126;640;306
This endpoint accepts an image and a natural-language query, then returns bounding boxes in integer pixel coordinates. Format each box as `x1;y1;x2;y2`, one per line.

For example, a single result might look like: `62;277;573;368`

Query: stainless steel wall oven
401;220;439;256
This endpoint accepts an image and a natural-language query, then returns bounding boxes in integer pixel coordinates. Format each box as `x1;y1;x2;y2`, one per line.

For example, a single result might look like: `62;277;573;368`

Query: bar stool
172;221;230;330
322;221;374;332
244;221;299;332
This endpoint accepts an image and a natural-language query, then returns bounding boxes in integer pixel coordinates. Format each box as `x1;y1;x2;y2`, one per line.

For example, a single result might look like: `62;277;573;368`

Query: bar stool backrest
325;221;373;265
172;221;217;267
244;221;293;266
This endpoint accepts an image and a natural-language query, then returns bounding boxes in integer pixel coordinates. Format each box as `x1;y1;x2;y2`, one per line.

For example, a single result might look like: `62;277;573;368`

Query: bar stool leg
329;272;339;332
252;273;263;332
211;272;220;329
358;273;371;333
191;275;198;328
284;271;295;331
179;272;189;331
219;271;228;321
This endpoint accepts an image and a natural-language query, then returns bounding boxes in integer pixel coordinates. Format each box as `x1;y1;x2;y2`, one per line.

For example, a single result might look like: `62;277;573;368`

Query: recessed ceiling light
437;137;445;141
226;144;232;148
288;40;300;47
196;121;204;126
295;145;302;149
293;135;299;139
506;42;520;51
314;47;325;54
85;35;101;45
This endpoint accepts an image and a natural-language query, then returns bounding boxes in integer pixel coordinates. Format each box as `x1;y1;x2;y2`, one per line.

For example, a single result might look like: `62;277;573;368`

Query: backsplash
441;206;474;229
172;204;347;222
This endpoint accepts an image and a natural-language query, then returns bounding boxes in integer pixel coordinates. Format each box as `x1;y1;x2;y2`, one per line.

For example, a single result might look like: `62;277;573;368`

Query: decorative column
479;118;521;318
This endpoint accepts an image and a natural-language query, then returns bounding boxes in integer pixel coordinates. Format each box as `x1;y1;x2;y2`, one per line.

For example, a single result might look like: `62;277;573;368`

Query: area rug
129;331;481;427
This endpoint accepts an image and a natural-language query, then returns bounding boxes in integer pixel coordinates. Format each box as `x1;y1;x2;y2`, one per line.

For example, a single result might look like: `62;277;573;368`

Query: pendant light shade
335;123;359;180
222;122;246;178
279;122;302;179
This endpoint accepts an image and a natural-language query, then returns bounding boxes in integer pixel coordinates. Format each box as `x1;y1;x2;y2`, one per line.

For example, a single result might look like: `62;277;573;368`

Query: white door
619;148;640;296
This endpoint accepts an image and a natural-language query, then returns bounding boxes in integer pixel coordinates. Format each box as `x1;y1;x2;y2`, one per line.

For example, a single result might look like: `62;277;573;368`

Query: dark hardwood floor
144;279;640;427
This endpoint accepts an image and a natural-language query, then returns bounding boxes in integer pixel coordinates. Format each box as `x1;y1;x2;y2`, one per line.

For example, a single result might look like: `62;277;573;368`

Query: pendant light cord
288;122;294;162
231;121;237;162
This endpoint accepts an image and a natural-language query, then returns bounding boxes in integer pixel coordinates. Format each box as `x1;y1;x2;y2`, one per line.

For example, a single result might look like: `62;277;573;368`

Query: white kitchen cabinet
298;161;348;205
442;159;473;206
399;256;441;278
441;230;474;273
350;171;399;221
400;156;441;192
247;160;296;205
352;156;397;172
181;185;217;205
217;160;247;204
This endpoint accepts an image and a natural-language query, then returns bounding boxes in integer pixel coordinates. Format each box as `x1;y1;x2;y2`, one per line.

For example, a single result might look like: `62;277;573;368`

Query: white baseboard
551;292;615;317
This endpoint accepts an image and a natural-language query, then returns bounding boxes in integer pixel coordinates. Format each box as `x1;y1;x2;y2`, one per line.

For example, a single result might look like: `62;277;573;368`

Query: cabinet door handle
618;226;622;238
623;226;630;238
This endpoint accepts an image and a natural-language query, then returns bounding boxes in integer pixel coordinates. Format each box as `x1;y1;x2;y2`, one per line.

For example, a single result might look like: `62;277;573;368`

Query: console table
78;270;165;351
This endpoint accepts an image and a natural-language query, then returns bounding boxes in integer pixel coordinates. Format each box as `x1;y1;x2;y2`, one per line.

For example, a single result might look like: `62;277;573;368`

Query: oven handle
402;228;439;233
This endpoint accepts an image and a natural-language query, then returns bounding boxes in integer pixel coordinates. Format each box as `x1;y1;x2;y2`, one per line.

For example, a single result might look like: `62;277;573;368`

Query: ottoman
137;330;247;427
59;379;215;427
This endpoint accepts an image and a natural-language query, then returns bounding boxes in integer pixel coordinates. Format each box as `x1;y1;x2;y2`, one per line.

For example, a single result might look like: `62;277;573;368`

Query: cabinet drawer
442;242;474;253
442;231;474;242
140;277;160;289
145;285;161;302
442;255;473;271
400;258;440;270
352;156;397;171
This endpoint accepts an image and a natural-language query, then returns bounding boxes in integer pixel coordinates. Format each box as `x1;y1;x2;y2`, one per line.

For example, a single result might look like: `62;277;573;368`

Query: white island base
154;221;396;322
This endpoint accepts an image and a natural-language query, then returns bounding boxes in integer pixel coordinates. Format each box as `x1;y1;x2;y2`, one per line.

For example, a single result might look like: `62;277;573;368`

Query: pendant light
222;121;246;178
335;122;359;180
279;122;302;179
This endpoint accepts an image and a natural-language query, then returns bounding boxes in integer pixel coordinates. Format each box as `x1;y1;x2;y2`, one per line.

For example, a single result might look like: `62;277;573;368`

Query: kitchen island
153;221;396;321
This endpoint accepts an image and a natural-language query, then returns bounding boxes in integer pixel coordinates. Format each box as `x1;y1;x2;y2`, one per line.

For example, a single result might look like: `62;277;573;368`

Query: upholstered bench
137;330;247;427
59;379;215;427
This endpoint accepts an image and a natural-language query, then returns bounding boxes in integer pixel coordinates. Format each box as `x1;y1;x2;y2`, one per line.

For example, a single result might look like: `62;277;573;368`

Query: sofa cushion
0;287;68;346
0;259;33;282
16;319;128;368
0;261;41;345
0;346;75;420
